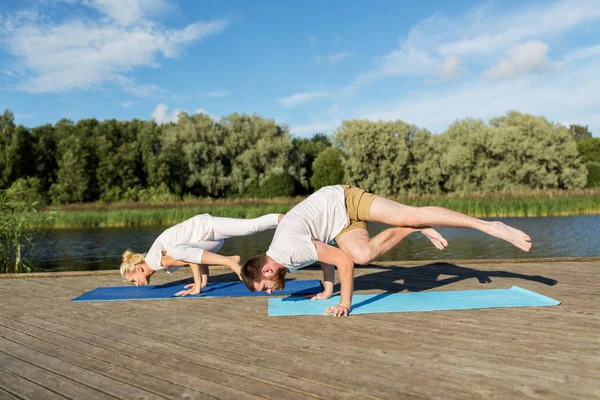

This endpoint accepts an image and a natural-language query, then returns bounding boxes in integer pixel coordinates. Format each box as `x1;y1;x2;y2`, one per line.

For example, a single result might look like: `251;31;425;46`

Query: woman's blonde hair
120;250;146;277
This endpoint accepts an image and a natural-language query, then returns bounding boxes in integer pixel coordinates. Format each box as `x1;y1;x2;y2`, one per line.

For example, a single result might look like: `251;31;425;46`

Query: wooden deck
0;258;598;400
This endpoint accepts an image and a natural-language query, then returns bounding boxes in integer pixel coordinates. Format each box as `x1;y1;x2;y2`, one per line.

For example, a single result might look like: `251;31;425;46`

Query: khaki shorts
335;185;377;242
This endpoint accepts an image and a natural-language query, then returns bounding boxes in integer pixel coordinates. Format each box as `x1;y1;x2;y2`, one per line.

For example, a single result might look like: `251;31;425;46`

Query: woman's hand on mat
175;283;201;296
307;291;333;300
325;304;350;317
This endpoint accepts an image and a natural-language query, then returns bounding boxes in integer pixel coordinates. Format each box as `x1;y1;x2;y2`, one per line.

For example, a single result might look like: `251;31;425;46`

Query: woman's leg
211;214;280;240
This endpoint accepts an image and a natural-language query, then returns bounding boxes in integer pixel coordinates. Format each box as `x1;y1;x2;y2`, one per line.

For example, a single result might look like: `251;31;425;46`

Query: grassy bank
34;189;600;228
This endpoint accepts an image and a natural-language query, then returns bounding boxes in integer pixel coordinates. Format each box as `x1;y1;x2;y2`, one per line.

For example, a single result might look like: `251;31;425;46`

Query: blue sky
1;0;599;137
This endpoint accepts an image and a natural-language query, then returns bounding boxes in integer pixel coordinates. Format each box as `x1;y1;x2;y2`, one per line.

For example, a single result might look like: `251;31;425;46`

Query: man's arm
313;241;354;317
308;263;335;300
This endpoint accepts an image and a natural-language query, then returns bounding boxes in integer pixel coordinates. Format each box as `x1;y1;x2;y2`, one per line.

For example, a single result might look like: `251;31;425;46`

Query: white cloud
205;90;228;98
564;43;600;63
0;5;229;94
121;100;135;107
328;51;354;64
483;41;558;80
440;56;462;80
280;91;329;108
83;0;172;26
360;60;600;135
151;103;183;124
438;0;600;57
355;43;435;86
348;0;600;90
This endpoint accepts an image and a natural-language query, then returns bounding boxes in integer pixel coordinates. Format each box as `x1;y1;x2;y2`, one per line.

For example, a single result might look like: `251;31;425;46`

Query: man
241;185;532;316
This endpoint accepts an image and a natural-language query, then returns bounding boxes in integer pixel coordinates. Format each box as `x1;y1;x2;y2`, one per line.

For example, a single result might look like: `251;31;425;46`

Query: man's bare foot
420;228;448;250
487;221;532;252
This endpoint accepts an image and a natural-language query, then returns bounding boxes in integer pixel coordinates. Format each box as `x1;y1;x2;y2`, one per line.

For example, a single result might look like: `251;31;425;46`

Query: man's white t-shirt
266;185;349;271
145;214;215;271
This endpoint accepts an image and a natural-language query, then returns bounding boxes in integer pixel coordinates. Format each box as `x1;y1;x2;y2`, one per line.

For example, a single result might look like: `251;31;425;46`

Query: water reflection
29;215;600;272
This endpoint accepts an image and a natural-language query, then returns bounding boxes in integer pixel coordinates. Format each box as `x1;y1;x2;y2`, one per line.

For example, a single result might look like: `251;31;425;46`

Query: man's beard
273;267;287;290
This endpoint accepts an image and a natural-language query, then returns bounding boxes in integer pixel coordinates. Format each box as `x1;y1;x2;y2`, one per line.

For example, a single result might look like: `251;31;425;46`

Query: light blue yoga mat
268;286;560;316
73;279;322;302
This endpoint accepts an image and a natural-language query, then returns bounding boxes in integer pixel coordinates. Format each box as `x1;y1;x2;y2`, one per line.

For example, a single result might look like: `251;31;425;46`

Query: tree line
0;109;598;205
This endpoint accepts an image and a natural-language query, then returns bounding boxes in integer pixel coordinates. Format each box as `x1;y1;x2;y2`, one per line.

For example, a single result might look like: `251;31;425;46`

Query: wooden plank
0;321;220;400
0;388;21;400
0;311;380;400
0;339;164;400
0;366;66;400
0;350;114;399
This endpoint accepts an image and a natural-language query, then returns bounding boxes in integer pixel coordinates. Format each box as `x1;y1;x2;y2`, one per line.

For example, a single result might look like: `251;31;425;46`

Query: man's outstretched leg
368;196;532;252
337;226;448;265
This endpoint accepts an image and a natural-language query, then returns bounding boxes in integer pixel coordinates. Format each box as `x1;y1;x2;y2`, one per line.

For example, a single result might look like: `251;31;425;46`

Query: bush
7;177;46;206
138;183;180;203
245;172;296;198
586;162;600;188
310;147;345;190
0;190;43;273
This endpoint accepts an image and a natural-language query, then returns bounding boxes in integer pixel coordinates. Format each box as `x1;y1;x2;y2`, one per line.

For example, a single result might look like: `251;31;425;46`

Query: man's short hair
241;255;268;291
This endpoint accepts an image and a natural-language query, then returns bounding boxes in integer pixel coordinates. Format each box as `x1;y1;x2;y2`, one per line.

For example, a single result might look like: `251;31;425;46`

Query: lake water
27;215;600;272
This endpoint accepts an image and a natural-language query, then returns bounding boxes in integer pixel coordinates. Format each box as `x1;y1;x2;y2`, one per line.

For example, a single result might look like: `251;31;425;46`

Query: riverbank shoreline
31;188;600;228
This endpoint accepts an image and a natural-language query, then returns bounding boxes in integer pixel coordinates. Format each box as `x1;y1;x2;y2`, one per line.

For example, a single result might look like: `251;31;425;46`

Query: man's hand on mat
175;283;201;296
325;304;350;317
307;291;333;300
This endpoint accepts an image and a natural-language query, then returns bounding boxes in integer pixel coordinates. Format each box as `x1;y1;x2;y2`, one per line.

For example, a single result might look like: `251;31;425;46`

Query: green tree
0;110;35;188
577;138;600;163
334;119;425;196
310;147;345;190
31;123;57;195
438;119;494;192
221;113;306;196
585;162;600;187
94;119;143;201
49;119;91;204
293;133;331;191
245;171;296;198
487;112;587;190
137;120;163;189
7;177;45;205
569;124;592;141
409;129;444;194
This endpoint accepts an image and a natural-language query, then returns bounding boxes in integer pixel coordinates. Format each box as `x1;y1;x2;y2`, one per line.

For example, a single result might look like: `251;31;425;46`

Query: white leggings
168;214;278;265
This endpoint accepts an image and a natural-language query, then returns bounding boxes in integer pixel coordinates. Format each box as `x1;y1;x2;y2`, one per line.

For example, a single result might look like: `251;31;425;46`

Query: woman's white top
145;213;280;272
145;214;216;271
266;185;349;271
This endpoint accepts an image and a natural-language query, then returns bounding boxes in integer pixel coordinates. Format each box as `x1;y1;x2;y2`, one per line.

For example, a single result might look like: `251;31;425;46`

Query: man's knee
344;246;374;265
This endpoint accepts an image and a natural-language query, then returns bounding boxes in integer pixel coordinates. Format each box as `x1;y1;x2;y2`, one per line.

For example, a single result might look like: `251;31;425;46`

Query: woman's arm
175;263;203;296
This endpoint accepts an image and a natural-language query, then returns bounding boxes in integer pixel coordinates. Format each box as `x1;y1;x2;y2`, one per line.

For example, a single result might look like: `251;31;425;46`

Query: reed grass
33;189;600;228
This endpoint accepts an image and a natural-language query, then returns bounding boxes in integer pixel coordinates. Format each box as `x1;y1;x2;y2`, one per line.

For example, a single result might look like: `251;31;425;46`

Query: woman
120;213;283;296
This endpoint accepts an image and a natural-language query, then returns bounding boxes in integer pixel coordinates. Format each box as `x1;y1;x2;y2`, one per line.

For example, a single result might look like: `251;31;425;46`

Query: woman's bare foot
228;255;242;280
420;228;448;250
487;221;532;252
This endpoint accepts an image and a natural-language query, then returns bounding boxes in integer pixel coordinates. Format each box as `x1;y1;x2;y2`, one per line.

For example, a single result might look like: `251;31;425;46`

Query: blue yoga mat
72;279;323;302
268;286;560;316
